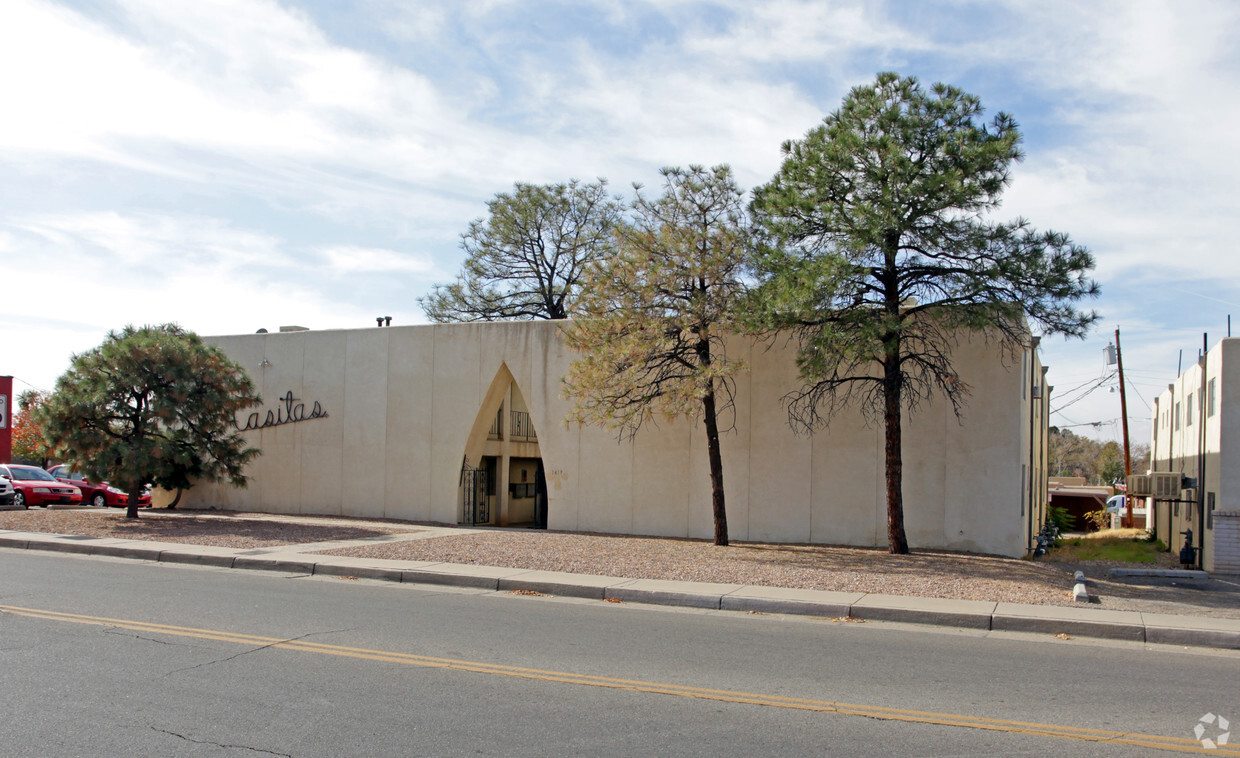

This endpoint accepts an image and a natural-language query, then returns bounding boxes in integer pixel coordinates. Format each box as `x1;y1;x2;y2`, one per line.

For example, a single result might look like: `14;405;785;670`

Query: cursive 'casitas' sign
238;390;328;431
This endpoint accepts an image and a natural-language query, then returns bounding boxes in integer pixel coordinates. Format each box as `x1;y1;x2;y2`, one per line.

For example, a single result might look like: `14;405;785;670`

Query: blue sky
4;0;1238;448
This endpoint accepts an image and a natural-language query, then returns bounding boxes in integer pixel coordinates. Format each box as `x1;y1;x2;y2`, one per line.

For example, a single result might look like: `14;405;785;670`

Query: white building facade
1150;338;1240;573
161;320;1051;557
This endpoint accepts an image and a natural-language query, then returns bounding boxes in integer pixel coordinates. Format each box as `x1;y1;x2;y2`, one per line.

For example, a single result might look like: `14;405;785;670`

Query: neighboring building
1149;338;1240;573
160;320;1050;558
1047;477;1115;531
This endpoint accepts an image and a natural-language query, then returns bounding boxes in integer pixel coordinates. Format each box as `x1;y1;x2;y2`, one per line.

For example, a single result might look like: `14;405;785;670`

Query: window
1208;492;1216;529
1020;464;1026;516
1174;402;1181;430
1187;393;1193;426
1209;378;1217;417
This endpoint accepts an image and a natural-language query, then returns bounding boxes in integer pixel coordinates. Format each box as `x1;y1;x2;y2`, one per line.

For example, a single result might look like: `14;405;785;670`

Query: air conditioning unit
1126;474;1151;497
1129;472;1186;499
1151;472;1182;498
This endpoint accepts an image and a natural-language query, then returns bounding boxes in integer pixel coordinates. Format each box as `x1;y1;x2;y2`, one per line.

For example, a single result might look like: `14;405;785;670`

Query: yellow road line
1;604;1229;755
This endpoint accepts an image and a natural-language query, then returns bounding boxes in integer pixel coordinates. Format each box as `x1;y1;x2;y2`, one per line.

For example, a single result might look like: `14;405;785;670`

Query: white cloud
681;0;930;63
0;0;529;216
12;211;290;270
0;209;420;336
319;245;438;275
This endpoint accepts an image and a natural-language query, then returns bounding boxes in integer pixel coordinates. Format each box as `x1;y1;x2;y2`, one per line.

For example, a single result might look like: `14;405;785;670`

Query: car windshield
10;467;56;481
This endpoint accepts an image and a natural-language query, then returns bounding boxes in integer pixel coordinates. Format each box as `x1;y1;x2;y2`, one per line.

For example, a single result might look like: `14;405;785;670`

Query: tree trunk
126;488;141;520
702;381;729;547
696;334;728;547
165;487;183;510
884;354;909;554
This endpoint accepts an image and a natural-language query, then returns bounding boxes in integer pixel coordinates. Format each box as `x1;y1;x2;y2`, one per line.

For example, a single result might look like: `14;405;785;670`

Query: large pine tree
750;73;1099;553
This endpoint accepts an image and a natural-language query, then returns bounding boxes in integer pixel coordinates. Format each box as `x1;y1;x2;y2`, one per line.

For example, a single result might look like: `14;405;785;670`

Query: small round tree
420;179;624;322
38;324;262;518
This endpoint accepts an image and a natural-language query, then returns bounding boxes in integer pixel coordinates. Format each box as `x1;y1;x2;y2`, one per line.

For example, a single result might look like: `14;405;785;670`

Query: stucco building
161;320;1051;558
1149;338;1240;572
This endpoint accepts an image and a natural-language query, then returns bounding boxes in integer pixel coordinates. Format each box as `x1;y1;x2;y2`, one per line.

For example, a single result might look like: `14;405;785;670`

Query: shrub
1083;509;1110;531
1047;505;1076;533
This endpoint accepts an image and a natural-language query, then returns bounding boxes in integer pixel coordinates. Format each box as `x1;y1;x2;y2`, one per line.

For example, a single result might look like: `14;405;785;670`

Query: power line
12;377;50;394
1050;371;1117;415
1126;377;1150;408
1054;369;1117;398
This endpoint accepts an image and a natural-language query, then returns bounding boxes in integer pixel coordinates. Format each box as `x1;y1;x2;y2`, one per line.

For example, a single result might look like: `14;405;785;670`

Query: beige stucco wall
1149;337;1240;572
163;320;1041;557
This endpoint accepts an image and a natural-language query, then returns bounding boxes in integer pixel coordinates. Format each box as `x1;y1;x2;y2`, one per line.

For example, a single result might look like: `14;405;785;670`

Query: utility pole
1116;328;1134;528
1198;334;1208;570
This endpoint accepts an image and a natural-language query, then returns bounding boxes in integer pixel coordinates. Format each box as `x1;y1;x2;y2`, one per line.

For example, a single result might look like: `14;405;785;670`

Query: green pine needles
37;324;262;518
749;72;1099;553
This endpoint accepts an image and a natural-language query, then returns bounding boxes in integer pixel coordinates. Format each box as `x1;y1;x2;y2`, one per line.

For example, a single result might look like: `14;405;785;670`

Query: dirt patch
0;508;415;549
315;530;1080;606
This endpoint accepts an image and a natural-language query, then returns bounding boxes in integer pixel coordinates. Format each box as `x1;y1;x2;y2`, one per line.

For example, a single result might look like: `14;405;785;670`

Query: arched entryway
459;364;547;528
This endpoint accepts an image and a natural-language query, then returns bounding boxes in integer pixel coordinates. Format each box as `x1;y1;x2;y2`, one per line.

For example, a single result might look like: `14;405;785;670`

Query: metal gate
461;467;490;526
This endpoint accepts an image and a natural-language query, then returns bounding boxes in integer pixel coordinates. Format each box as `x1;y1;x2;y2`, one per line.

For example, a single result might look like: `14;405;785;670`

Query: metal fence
510;410;537;441
461;467;490;525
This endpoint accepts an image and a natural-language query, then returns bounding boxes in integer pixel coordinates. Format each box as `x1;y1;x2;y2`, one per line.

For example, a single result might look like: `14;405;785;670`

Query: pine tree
750;73;1098;553
420;179;623;321
37;324;262;518
564;165;750;546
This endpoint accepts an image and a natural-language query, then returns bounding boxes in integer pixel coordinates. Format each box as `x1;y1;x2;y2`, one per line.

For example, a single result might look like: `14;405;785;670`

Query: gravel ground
0;508;415;548
316;529;1081;606
3;507;1236;617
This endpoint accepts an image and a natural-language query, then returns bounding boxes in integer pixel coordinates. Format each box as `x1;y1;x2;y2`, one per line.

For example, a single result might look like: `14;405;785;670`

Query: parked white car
0;476;13;507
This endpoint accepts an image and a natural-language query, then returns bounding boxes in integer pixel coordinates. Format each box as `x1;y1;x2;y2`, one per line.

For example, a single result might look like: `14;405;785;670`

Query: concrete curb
1109;567;1210;580
2;530;1238;650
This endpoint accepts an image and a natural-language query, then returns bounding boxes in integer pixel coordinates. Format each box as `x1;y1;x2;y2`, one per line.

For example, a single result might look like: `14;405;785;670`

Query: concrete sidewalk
3;527;1238;651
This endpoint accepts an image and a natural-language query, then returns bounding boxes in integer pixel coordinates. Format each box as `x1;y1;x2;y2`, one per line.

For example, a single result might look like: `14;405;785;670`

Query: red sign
0;376;12;464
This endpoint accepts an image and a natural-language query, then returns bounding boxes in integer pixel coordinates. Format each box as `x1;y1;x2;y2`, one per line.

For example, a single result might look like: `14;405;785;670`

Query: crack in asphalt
104;628;186;646
163;628;350;677
151;727;294;757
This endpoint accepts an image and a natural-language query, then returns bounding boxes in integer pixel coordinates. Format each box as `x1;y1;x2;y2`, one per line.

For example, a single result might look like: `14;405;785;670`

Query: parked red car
46;465;151;508
0;464;82;508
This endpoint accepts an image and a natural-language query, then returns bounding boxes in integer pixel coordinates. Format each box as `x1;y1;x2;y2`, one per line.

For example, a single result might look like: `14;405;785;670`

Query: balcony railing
510;410;537;441
488;408;503;439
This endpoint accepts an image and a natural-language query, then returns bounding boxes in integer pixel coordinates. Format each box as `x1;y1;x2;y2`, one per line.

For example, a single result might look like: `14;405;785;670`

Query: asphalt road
1;549;1237;757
